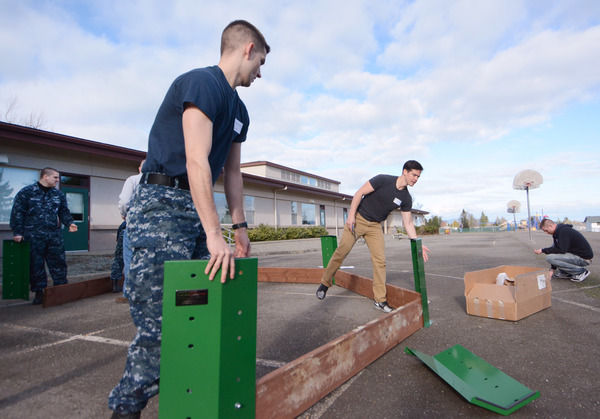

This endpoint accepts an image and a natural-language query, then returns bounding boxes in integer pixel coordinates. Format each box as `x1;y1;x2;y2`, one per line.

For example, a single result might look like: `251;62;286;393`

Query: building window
301;203;316;225
214;192;232;224
343;208;348;224
214;193;254;225
0;166;39;223
244;195;255;225
319;205;326;226
291;201;298;225
61;174;90;187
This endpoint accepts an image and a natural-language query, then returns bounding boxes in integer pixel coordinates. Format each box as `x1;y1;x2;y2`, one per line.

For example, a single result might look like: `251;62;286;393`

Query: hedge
247;224;329;242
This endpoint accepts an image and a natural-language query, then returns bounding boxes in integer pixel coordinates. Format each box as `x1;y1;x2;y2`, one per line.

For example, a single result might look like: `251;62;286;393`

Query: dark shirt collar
37;182;53;192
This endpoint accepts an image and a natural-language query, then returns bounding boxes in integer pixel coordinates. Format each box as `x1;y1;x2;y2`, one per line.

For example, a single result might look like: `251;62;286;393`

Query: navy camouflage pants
26;231;67;292
108;183;208;414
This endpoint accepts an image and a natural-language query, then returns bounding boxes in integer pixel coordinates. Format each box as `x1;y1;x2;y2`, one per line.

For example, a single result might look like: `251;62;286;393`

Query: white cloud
1;0;599;222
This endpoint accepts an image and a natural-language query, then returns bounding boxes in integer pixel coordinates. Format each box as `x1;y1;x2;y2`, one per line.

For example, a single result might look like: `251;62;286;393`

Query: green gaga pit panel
2;240;30;300
405;344;539;415
160;257;258;419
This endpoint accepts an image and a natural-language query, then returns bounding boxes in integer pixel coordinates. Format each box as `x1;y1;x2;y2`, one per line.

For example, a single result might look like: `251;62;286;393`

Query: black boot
112;279;122;293
32;291;43;305
110;409;140;418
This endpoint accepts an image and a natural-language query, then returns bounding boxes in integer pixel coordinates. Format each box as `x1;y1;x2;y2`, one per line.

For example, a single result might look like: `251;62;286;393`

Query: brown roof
241;160;341;184
0;121;146;162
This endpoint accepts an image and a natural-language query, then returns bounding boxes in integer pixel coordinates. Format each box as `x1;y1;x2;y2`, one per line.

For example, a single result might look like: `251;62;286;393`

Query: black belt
140;173;190;190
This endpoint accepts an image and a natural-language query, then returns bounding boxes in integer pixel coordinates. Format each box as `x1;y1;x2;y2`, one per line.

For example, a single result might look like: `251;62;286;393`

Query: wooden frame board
255;267;423;418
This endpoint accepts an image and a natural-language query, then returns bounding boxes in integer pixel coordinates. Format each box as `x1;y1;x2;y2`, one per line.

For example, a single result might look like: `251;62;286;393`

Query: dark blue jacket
10;182;74;237
542;224;594;260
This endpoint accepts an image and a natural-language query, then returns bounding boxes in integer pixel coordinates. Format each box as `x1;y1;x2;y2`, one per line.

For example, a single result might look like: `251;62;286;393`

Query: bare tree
1;96;46;129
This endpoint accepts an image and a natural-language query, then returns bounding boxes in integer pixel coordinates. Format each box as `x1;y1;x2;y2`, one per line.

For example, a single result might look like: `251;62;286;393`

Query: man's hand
13;235;23;243
345;215;356;232
422;244;431;262
69;224;78;233
534;248;542;255
205;230;235;283
234;229;251;258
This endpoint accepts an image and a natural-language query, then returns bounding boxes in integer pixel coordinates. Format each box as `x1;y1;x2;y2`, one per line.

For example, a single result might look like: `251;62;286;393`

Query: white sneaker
571;269;590;282
374;301;393;313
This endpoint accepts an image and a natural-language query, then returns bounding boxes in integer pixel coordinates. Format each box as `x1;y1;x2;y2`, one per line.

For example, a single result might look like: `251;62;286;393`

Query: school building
0;121;427;253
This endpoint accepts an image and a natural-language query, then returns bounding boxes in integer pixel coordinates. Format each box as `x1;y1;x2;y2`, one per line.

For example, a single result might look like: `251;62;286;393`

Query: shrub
247;224;328;242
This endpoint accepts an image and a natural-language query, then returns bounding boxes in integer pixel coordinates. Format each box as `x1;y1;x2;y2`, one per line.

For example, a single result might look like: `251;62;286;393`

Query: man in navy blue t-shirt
109;20;269;418
316;160;431;313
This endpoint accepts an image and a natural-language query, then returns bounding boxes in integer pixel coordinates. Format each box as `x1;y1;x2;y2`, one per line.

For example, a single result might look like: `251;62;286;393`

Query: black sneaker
571;269;590;283
32;291;43;305
374;301;393;313
316;284;328;300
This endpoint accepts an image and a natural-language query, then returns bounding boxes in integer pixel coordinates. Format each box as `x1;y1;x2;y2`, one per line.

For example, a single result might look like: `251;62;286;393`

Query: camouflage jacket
10;182;74;236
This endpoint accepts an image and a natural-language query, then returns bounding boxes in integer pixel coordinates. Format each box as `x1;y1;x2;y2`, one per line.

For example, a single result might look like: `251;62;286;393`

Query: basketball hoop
513;170;543;240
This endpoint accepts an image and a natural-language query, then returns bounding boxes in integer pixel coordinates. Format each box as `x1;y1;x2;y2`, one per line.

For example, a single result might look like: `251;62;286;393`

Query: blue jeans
546;253;589;276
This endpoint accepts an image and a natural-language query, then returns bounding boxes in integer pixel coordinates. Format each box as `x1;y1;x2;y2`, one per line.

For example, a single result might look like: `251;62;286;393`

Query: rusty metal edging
255;267;423;418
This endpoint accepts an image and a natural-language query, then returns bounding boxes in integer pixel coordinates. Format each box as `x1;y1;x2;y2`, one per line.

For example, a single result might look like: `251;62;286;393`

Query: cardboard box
464;265;552;321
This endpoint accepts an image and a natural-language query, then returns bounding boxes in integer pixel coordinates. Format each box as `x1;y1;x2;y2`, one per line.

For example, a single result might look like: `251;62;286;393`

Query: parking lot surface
1;230;599;418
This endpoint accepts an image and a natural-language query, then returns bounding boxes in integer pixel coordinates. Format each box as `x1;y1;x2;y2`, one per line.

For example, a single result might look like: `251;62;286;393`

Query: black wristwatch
231;221;248;230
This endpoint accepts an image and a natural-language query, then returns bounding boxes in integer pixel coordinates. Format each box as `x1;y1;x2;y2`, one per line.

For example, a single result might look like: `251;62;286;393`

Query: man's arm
58;191;77;232
10;190;26;242
346;181;375;230
401;210;430;262
223;141;251;258
183;105;234;283
118;176;137;218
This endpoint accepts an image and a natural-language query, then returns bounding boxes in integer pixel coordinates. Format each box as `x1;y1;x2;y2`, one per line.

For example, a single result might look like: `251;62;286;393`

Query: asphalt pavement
1;230;599;418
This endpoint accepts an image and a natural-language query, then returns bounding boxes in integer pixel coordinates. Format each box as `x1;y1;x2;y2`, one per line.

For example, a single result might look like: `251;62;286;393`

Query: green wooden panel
320;235;337;285
159;258;258;419
2;240;30;300
410;238;431;327
405;345;540;415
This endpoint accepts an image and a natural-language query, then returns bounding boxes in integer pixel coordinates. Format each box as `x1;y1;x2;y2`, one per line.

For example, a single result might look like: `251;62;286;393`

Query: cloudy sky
1;0;599;223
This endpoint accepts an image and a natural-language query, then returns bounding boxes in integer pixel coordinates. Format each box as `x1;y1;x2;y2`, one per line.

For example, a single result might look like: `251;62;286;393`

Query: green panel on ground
405;344;540;416
410;238;431;327
2;240;30;300
159;258;258;419
320;235;337;285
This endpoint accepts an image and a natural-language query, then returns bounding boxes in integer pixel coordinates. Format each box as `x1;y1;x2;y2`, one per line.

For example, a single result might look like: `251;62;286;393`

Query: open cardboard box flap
464;265;552;321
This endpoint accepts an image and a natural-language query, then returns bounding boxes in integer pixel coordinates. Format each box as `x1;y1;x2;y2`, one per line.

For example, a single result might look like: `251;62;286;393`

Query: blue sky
1;0;599;223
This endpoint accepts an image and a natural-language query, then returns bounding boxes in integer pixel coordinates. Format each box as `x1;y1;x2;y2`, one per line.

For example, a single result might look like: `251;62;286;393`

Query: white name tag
393;197;402;206
234;118;243;134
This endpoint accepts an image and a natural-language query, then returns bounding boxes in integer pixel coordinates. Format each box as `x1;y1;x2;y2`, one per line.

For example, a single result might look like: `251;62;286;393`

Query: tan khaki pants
320;213;387;302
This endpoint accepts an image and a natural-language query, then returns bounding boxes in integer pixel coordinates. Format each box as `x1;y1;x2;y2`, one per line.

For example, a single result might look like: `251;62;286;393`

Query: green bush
247;224;328;242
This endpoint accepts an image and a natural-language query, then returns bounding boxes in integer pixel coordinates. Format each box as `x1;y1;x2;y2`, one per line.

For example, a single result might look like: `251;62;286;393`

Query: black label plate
176;289;208;306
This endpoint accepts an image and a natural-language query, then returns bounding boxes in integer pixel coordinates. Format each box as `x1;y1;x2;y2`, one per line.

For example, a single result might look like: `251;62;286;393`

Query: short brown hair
540;218;554;229
40;167;59;178
221;20;270;55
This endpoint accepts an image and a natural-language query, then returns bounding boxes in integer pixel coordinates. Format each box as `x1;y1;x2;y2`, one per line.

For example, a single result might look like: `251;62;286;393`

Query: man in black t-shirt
316;160;430;312
534;218;593;282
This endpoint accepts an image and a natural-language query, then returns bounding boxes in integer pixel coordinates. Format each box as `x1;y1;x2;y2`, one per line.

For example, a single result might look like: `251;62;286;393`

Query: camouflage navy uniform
10;182;74;291
108;63;250;415
108;183;208;414
110;221;127;291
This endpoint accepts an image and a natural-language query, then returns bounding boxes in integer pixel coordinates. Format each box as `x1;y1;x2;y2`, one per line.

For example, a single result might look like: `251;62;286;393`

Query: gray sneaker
571;269;590;282
551;270;571;280
374;301;393;313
